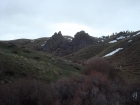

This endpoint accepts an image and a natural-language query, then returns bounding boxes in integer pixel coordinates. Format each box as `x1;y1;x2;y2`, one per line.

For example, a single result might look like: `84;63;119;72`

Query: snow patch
68;38;72;41
136;32;140;35
128;40;132;42
127;35;130;38
116;36;125;40
41;44;45;46
133;34;139;37
103;48;123;57
108;40;117;43
133;32;140;37
41;41;47;46
132;92;138;100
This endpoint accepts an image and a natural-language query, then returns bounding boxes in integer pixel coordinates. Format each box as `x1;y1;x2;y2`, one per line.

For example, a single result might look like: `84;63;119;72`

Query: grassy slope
107;36;140;83
0;41;82;83
64;43;110;61
64;31;140;61
99;35;140;83
64;32;140;83
7;37;49;50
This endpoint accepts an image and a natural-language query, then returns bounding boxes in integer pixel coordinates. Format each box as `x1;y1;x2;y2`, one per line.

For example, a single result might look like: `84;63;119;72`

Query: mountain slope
0;41;82;83
64;43;110;62
6;37;49;51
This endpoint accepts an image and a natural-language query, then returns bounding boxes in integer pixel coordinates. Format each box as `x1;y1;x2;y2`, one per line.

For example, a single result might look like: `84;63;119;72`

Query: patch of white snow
103;48;123;57
128;40;132;42
136;32;140;35
41;44;45;46
133;32;140;37
41;41;47;46
68;38;72;40
108;40;117;43
116;36;125;40
132;92;138;100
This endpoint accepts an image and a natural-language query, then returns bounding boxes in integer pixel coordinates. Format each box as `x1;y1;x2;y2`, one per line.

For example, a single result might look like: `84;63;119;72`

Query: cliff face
43;31;96;56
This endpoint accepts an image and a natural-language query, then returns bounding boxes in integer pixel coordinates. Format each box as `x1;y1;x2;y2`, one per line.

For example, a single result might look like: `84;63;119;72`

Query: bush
0;73;139;105
83;57;116;79
0;78;53;105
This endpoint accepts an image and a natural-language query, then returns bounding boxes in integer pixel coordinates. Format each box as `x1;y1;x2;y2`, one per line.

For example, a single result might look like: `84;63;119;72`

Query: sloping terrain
6;37;49;51
0;41;82;83
63;30;140;83
64;31;140;60
104;35;140;83
0;30;140;105
3;30;140;83
64;43;110;62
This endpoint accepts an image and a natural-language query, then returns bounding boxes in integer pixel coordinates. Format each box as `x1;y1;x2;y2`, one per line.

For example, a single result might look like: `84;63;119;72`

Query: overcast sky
0;0;140;40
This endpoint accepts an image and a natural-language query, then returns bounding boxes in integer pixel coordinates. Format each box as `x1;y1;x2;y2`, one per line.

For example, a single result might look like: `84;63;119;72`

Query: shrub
51;77;79;105
0;73;139;105
0;78;53;105
83;57;116;79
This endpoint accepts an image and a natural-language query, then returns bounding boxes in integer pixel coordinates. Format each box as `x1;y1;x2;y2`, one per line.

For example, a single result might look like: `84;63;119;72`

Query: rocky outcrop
70;31;96;48
43;31;67;52
43;31;96;56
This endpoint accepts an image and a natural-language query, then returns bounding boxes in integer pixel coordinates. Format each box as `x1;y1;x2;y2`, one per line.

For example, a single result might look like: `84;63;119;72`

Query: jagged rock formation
43;31;66;52
43;31;96;56
70;31;96;48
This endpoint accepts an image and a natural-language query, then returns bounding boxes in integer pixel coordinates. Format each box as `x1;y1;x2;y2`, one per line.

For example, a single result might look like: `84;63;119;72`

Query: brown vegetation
83;57;116;79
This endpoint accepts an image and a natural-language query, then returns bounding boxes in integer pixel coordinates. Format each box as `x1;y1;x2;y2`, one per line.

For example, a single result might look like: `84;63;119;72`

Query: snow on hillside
41;41;47;46
136;32;140;35
128;40;132;42
133;32;140;37
108;40;117;43
103;48;123;57
127;35;130;38
116;36;125;40
68;38;72;40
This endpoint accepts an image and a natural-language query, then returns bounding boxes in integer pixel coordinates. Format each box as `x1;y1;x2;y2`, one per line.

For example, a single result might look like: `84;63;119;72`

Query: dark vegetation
0;57;140;105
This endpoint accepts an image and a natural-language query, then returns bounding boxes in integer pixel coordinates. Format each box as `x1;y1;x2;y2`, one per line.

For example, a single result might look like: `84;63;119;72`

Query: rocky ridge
42;31;96;56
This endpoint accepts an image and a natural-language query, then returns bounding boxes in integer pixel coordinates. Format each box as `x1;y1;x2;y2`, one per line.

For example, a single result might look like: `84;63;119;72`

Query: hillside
104;35;140;83
64;31;140;58
0;41;82;83
62;30;140;83
6;37;49;51
0;30;140;105
64;43;110;62
2;30;140;82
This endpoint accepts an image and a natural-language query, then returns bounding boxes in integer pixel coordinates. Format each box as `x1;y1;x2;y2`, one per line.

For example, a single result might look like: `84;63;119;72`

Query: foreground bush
83;57;115;77
0;78;54;105
0;77;139;105
0;57;140;105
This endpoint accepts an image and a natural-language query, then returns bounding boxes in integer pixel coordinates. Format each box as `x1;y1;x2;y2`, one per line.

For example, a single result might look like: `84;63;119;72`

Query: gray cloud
0;0;140;40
